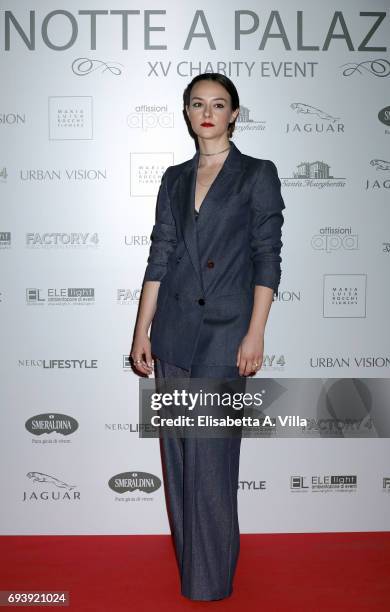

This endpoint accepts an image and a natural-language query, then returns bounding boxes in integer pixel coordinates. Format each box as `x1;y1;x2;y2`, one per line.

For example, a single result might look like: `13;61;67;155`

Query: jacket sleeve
142;167;178;285
249;160;285;296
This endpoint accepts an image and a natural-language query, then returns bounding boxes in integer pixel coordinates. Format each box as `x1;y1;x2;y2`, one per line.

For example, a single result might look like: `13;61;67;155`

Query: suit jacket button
207;260;214;268
174;293;179;300
198;298;205;306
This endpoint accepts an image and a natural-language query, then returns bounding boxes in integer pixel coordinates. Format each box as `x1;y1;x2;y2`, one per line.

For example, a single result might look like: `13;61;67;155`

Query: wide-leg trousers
154;357;245;601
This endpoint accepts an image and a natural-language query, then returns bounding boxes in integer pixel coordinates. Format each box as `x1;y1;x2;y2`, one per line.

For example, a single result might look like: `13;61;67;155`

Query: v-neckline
193;144;232;216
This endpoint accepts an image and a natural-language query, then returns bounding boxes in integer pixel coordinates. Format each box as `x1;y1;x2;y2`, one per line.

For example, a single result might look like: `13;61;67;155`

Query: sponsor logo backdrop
1;0;389;534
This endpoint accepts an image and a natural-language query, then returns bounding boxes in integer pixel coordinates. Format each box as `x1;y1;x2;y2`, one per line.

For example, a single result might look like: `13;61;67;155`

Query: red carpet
1;533;389;610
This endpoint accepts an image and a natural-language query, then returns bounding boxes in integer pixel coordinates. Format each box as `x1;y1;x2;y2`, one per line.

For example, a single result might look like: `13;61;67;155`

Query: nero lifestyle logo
378;105;390;135
23;472;80;502
290;475;357;493
311;226;359;253
25;413;79;437
238;479;267;492
0;231;11;249
26;288;95;306
18;359;98;369
323;274;367;318
285;102;344;134
127;104;174;131
105;421;160;435
108;472;161;500
49;96;93;140
364;159;390;190
26;233;100;249
117;289;141;305
281;161;346;188
130;151;173;197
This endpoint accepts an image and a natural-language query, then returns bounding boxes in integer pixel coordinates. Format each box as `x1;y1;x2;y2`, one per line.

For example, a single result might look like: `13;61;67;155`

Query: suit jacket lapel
176;140;243;292
195;140;243;226
177;156;203;291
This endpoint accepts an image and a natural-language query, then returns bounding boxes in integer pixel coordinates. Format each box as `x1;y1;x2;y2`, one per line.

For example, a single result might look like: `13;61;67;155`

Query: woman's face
185;80;239;139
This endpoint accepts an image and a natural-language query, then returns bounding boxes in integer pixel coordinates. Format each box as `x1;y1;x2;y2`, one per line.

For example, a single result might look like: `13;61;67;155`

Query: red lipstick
201;122;214;127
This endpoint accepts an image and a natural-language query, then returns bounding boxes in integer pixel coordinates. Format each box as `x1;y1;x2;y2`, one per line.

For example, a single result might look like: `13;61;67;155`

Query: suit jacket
142;140;285;369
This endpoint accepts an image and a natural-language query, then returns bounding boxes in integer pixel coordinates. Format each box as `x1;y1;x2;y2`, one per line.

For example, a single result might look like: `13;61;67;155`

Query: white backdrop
1;0;389;534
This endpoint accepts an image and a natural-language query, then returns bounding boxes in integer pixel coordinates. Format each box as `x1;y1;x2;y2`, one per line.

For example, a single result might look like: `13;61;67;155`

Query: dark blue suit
142;141;285;600
142;140;285;369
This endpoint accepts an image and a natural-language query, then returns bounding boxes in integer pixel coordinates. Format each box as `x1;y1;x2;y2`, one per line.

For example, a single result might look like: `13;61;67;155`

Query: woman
131;73;285;601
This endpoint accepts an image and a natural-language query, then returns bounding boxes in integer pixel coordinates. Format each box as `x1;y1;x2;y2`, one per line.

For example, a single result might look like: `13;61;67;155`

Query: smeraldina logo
378;105;390;134
26;287;95;305
25;413;79;436
109;471;161;495
286;102;344;134
23;472;80;501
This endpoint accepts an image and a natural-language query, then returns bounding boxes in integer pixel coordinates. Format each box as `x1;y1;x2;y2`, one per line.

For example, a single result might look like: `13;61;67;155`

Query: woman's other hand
236;332;264;377
130;281;160;376
131;331;154;376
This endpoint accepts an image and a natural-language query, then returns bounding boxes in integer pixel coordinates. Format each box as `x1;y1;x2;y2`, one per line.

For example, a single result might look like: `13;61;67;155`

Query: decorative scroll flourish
341;59;390;78
72;57;123;76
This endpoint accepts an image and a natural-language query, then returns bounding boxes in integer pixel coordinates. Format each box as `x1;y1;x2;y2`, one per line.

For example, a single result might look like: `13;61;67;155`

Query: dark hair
183;73;240;139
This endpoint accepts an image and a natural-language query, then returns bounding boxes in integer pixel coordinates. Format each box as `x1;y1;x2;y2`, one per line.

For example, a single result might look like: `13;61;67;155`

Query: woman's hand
236;331;264;377
131;331;154;376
